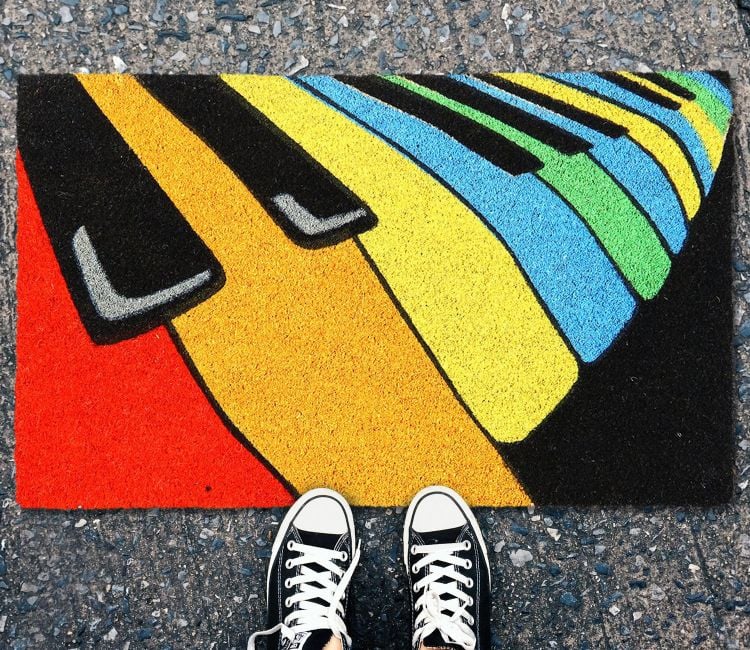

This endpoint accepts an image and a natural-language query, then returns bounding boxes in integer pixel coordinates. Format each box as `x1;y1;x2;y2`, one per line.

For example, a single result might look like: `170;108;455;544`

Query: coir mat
15;71;734;508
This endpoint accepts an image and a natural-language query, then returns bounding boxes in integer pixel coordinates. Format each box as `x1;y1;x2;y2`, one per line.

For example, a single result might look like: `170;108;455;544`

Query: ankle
323;636;344;650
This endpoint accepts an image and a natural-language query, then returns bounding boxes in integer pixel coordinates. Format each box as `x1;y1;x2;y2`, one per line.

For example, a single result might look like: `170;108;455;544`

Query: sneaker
248;488;360;650
404;486;491;650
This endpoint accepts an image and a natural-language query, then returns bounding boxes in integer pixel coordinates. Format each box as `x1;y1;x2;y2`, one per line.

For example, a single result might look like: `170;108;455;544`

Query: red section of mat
14;151;294;508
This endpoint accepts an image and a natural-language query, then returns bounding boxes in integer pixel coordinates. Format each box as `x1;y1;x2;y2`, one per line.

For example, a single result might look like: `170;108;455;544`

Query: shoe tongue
295;527;345;550
417;525;465;545
283;629;340;650
421;629;464;650
281;630;347;650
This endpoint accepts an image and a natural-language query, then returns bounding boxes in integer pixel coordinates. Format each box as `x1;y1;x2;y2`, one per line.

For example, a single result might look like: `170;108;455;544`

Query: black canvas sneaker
404;486;491;650
248;488;360;650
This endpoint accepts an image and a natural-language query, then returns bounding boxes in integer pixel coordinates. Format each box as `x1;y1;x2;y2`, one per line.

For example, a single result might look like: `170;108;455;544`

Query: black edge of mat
709;70;731;89
497;129;735;505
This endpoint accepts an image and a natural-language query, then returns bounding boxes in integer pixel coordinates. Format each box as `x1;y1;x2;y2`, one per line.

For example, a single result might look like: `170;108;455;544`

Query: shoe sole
402;485;491;589
265;487;357;599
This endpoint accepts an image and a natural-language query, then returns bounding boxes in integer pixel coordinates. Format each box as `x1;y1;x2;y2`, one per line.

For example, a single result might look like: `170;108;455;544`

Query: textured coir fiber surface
14;71;734;507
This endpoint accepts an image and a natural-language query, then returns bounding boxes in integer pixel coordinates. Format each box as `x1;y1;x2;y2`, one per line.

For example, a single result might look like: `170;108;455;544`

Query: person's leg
248;488;360;650
404;486;491;650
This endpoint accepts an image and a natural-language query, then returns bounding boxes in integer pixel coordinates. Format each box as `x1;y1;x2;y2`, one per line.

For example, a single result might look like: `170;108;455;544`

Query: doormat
15;71;734;508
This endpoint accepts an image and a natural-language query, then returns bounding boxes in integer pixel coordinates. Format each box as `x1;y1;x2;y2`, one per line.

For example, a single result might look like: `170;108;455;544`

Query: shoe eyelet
464;559;472;570
463;540;471;551
413;584;420;593
285;597;292;608
340;551;348;562
410;544;418;555
468;615;475;625
285;559;294;570
466;578;474;588
468;596;474;606
284;578;292;589
411;564;418;574
287;540;295;551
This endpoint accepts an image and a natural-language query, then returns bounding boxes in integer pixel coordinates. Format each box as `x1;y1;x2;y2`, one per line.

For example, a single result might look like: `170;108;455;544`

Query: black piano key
402;74;591;156
138;75;375;248
597;72;682;110
476;74;628;140
635;73;696;101
17;74;224;344
336;75;542;176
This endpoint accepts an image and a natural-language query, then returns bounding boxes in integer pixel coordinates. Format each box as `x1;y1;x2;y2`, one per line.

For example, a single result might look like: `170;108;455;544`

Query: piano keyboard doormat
15;71;734;508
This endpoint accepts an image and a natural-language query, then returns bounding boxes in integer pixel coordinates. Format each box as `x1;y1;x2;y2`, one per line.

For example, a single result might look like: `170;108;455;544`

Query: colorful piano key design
14;71;734;508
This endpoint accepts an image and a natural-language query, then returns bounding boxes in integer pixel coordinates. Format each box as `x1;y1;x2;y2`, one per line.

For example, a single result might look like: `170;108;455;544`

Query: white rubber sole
402;485;491;589
265;487;357;600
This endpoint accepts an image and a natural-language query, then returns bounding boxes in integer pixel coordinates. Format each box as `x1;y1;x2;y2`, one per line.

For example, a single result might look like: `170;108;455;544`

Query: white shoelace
411;540;476;650
248;539;361;650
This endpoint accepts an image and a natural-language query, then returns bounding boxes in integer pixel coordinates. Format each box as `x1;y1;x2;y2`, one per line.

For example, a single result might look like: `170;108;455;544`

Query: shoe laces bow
411;541;476;650
248;539;361;650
